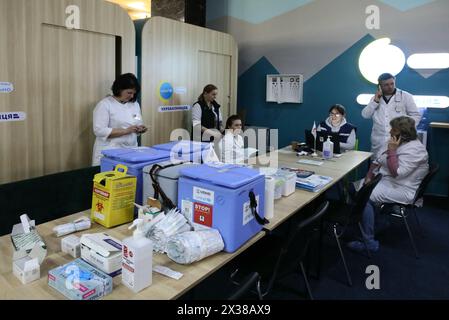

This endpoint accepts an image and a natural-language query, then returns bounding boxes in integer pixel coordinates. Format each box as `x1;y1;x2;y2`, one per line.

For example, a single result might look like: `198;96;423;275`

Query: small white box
80;233;122;277
61;235;81;258
12;256;40;285
10;214;47;284
281;172;296;197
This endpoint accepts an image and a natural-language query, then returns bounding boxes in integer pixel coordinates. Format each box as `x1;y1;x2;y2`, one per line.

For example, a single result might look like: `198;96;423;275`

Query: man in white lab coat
362;73;422;160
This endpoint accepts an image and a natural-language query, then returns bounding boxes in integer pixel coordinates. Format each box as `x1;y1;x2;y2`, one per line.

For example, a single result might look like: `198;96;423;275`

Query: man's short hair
378;73;395;82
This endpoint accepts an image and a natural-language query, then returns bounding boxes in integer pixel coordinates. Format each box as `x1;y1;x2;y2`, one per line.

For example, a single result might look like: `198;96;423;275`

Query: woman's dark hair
111;73;140;102
225;115;242;129
198;84;218;102
328;104;346;117
390;116;417;143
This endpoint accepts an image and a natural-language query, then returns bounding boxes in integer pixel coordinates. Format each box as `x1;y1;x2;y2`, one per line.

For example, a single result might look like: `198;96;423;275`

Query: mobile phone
378;84;383;94
296;170;314;178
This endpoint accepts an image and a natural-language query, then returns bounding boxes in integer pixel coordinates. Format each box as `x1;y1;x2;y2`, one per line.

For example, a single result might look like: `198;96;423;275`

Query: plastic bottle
122;219;153;293
322;136;334;159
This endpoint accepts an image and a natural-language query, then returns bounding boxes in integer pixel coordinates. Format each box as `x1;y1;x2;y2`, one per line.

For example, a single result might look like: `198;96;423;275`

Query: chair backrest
413;163;439;204
350;174;382;222
264;200;329;294
227;272;260;300
285;200;330;259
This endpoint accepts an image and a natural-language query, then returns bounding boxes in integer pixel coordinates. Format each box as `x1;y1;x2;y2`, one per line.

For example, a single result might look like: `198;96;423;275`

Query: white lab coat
370;139;429;205
92;95;143;166
362;89;421;160
219;132;244;164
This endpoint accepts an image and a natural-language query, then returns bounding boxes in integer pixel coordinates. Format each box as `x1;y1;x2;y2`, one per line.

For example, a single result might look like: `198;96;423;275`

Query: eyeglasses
329;113;342;117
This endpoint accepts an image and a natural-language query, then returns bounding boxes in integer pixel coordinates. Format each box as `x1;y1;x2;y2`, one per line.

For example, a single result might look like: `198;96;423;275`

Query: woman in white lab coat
92;73;148;166
220;115;244;164
361;73;421;160
347;116;429;253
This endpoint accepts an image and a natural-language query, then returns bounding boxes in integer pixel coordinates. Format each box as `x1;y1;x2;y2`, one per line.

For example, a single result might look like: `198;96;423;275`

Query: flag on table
311;121;317;139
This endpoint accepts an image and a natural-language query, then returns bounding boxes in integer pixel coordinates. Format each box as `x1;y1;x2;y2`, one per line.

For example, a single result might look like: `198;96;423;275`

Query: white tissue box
62;235;81;258
13;256;40;285
80;233;122;277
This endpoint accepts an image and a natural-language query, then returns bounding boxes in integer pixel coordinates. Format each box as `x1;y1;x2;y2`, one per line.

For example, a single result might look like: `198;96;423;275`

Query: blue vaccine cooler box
100;147;171;205
152;140;211;163
178;163;266;253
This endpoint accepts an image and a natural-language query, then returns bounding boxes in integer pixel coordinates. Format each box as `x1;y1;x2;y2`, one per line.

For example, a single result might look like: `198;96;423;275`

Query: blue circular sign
159;82;174;100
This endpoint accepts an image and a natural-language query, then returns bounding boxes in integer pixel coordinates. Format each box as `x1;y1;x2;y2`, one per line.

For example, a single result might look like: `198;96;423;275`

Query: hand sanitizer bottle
122;219;153;293
322;136;334;159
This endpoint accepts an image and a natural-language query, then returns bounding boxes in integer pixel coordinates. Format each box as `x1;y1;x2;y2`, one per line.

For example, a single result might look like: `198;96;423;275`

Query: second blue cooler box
101;147;171;205
152;140;211;162
178;164;266;253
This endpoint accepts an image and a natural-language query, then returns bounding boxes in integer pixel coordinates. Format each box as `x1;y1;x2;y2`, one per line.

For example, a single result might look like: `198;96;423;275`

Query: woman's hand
136;125;148;134
363;176;371;185
126;125;140;134
388;135;401;151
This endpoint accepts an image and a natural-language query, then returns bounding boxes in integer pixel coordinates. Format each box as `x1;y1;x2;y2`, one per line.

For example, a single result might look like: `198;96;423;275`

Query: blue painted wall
237;34;449;195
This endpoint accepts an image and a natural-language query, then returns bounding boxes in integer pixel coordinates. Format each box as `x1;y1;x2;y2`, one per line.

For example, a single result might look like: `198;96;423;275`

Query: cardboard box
13;256;40;285
61;235;81;258
80;233;122;277
11;214;47;284
48;258;112;300
91;164;137;228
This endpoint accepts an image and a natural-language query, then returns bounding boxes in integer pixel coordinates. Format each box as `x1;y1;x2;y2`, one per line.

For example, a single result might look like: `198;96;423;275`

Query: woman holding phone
92;73;147;166
348;116;429;253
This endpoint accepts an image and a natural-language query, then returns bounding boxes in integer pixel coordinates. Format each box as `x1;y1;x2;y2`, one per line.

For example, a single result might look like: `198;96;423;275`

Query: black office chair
380;163;440;259
227;272;262;300
230;200;330;300
323;174;382;286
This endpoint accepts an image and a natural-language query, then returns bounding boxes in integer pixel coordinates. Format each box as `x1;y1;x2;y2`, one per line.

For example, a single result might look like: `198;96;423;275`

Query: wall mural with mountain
206;0;449;195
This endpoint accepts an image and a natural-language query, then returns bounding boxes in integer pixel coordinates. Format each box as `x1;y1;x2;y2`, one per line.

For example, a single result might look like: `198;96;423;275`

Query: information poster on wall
266;74;303;104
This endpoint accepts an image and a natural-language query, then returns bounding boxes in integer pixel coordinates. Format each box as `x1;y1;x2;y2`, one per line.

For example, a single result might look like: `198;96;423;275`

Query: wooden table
261;149;372;230
0;211;264;300
0;149;371;300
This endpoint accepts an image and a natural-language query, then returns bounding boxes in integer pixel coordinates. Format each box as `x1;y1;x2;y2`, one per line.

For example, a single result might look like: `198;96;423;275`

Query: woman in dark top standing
192;84;223;142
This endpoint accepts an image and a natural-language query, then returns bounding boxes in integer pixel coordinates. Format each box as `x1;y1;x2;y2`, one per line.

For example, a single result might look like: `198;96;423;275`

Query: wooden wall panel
0;0;135;184
198;51;232;120
0;0;44;182
42;26;116;174
140;16;238;146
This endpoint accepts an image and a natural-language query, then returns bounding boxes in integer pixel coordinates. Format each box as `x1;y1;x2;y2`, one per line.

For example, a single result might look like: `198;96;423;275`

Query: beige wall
140;16;238;146
0;0;135;183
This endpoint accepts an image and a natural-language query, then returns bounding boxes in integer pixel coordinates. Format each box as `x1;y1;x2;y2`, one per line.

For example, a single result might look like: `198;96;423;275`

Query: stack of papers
297;159;324;166
296;174;333;192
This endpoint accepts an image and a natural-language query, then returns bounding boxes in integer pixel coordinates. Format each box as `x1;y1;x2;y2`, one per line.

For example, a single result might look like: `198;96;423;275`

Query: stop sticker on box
193;202;213;227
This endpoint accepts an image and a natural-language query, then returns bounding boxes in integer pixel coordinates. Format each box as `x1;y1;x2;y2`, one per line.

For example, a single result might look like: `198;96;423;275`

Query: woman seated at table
318;104;357;151
220;115;244;164
347;116;429;253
